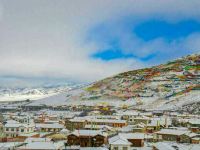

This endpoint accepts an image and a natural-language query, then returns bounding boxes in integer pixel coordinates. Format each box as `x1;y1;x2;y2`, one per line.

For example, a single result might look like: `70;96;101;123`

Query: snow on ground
0;93;58;102
28;88;200;110
0;86;72;102
157;90;200;110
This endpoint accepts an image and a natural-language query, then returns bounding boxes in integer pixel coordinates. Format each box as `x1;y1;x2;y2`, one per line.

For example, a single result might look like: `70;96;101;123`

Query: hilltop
27;54;199;111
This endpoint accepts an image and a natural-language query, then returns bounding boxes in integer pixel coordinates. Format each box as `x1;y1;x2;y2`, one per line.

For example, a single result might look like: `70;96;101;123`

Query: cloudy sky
0;0;200;87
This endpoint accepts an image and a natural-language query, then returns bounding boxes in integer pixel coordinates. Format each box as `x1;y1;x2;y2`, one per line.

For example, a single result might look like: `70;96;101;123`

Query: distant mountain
0;84;77;102
25;54;200;111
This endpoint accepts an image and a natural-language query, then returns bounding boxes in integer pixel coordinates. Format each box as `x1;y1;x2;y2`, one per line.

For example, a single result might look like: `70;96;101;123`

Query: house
65;118;86;131
190;127;200;133
187;119;200;128
3;120;35;138
191;137;200;144
132;117;150;125
109;135;132;150
146;117;171;133
155;129;190;142
179;132;198;143
86;118;127;128
131;123;146;133
120;111;139;122
119;133;145;147
35;123;64;132
109;133;145;149
67;130;108;147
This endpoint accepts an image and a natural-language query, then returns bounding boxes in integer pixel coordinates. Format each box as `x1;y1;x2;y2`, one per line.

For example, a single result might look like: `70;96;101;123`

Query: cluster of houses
0;107;199;150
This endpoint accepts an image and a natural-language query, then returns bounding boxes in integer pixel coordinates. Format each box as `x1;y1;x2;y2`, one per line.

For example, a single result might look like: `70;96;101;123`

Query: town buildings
0;106;199;150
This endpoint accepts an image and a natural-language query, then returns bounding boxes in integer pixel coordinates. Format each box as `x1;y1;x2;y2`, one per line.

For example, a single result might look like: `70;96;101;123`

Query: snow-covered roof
183;132;198;138
17;141;64;150
69;118;86;122
118;125;134;132
18;132;39;137
109;135;131;145
0;142;23;149
148;117;172;126
119;133;145;139
6;120;19;124
120;110;139;116
60;128;70;133
80;148;109;150
35;123;64;129
24;137;52;143
155;129;189;136
4;120;35;128
87;118;127;124
70;130;107;137
153;142;200;150
84;125;113;130
188;119;200;125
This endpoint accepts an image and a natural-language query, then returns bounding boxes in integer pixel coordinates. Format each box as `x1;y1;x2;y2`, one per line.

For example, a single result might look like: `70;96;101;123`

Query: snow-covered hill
28;54;200;111
0;85;75;102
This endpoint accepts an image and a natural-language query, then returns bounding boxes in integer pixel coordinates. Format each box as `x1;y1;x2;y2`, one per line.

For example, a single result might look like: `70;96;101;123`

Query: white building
4;119;35;138
109;135;132;150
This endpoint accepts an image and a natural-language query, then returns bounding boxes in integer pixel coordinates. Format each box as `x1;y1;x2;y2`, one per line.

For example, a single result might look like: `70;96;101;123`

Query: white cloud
0;0;199;84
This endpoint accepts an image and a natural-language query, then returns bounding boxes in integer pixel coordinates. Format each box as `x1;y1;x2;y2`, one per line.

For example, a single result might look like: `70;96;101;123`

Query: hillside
85;54;199;99
29;54;200;110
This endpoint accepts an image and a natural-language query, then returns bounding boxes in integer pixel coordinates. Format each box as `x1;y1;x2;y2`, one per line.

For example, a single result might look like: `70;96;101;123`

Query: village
0;54;198;150
0;103;199;150
0;0;200;149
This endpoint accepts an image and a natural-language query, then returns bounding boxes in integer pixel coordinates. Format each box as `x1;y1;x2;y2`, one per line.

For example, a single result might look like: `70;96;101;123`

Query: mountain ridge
16;54;200;111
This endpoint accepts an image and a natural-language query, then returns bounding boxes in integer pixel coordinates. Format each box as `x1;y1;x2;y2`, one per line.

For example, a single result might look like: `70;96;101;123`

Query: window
21;129;24;132
11;128;14;131
113;147;118;150
6;128;9;131
123;147;128;150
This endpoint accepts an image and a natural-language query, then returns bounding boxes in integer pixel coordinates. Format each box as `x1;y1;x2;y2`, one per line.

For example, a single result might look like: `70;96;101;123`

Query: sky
0;0;200;87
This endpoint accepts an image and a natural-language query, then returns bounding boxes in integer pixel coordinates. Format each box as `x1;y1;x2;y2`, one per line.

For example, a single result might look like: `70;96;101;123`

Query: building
109;133;145;149
191;137;200;144
35;123;64;132
179;132;197;143
132;117;150;125
119;133;145;147
84;125;113;131
86;119;127;128
67;130;108;147
109;135;132;150
3;120;35;138
65;118;86;131
155;129;190;142
187;119;200;128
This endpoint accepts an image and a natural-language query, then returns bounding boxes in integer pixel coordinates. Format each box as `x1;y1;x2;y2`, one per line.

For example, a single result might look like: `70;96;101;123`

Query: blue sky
90;19;200;62
134;20;200;41
0;0;200;86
